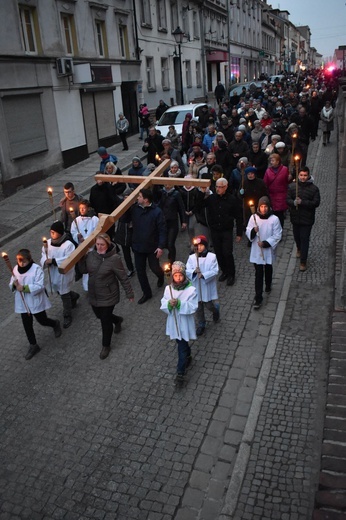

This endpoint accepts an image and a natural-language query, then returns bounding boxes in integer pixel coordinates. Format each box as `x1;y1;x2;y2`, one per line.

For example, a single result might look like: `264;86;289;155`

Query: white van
155;103;206;136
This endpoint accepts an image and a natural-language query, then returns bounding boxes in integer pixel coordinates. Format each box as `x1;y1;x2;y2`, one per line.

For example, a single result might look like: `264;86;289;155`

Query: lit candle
47;187;56;220
2;252;31;313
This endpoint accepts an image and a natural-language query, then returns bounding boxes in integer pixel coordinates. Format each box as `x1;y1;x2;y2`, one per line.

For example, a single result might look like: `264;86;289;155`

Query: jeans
21;311;56;345
292;224;313;263
254;263;273;303
134;250;164;297
119;132;128;150
176;339;191;375
91;305;122;347
211;229;235;276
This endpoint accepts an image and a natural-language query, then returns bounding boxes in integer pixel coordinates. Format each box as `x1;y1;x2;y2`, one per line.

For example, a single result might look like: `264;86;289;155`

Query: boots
25;344;41;360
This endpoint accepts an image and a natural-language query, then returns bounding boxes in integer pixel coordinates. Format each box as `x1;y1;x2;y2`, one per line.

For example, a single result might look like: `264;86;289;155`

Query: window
185;60;192;88
140;0;152;26
157;0;167;30
119;25;130;59
3;93;47;159
196;61;201;87
182;9;189;38
146;57;156;91
61;13;77;55
170;2;178;32
192;11;199;39
19;5;42;54
161;58;169;90
95;20;108;57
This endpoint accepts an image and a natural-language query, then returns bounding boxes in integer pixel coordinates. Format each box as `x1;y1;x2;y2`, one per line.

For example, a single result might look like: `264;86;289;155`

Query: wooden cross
58;159;210;273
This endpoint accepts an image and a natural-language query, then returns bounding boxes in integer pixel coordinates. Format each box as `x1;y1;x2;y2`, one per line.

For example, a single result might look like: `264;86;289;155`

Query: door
81;92;98;154
121;82;139;135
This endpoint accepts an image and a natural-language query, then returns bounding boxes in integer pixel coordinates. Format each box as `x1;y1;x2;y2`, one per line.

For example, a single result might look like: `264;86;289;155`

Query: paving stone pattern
232;138;336;519
0;133;337;519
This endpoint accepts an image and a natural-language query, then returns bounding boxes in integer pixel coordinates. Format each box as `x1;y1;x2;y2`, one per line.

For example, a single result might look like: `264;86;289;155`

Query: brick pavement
0;130;339;520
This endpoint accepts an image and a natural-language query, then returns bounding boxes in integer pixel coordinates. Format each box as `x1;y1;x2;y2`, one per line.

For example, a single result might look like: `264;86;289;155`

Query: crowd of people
8;68;337;381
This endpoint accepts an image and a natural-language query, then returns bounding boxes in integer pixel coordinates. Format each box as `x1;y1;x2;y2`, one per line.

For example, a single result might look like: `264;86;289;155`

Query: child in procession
246;196;282;310
70;199;99;291
9;249;62;360
186;235;220;336
160;261;198;383
40;221;80;329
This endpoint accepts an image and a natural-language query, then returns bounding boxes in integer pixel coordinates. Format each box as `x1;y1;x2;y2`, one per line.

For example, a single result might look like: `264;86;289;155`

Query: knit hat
162;139;171;144
194;235;208;247
238;124;247;132
50;221;65;235
245;166;257;175
275;142;286;149
171;261;186;276
132;156;141;162
271;134;281;141
97;146;108;157
258;196;270;209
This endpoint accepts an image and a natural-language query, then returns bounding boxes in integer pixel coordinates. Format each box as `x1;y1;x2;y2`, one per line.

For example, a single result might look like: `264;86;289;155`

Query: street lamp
173;26;185;105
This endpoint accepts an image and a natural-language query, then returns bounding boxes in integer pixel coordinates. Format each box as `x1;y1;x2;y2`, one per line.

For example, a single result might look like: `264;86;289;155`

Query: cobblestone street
0;134;337;519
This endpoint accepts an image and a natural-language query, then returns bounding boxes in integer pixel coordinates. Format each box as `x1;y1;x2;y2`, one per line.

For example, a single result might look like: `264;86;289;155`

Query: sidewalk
0;134;147;247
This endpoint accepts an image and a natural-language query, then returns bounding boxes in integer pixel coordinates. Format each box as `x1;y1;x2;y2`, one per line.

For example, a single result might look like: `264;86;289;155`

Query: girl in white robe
160;261;198;382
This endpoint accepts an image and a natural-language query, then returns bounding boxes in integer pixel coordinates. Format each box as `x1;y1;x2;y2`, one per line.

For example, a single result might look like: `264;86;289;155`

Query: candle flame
294;155;300;161
69;207;74;213
155;153;160;162
292;133;298;139
249;200;254;206
42;237;47;242
164;263;171;272
47;187;53;195
1;252;7;258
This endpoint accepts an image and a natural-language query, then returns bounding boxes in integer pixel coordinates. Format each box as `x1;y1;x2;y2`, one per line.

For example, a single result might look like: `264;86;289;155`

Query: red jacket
264;165;290;212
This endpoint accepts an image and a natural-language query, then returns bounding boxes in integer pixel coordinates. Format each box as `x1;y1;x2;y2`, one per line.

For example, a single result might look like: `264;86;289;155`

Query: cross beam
58;159;210;274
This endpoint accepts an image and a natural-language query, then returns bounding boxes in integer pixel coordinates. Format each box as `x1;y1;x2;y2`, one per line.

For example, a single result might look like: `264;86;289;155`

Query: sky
272;0;346;59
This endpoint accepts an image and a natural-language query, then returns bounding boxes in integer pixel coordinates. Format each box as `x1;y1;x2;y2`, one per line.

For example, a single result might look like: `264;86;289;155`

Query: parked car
155;103;206;136
228;81;267;98
269;75;285;84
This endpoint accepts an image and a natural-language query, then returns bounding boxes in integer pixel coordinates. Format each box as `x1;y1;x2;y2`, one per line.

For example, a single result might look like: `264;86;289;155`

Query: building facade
0;0;319;196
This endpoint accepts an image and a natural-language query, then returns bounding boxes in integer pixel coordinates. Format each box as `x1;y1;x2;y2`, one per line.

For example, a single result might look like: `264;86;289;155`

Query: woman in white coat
40;221;79;329
246;196;282;309
320;100;334;146
160;261;198;382
186;234;220;336
10;249;62;360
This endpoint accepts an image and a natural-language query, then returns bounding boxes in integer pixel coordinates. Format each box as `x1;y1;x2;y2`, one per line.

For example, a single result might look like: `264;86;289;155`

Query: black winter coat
287;179;320;226
196;190;243;235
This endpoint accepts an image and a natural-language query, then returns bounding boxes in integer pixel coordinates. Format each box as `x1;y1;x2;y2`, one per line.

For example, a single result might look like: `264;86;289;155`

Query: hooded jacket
79;243;134;307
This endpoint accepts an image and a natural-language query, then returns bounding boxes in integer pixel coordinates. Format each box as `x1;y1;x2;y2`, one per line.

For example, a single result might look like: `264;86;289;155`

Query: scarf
51;233;69;247
17;260;34;274
172;278;191;291
322;106;333;120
